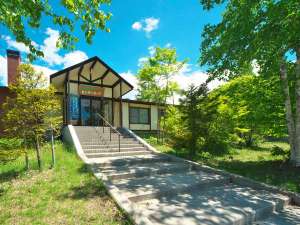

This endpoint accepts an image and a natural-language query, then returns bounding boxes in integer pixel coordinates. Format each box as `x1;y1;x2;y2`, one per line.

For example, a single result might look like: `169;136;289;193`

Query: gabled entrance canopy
50;56;133;98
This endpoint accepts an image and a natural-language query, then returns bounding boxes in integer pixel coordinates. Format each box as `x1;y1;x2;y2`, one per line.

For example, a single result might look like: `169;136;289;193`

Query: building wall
116;101;161;131
122;102;129;128
113;101;120;127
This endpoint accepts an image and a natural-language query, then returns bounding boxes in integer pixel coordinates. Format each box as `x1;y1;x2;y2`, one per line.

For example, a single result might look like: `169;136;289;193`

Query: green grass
143;135;300;193
0;142;131;225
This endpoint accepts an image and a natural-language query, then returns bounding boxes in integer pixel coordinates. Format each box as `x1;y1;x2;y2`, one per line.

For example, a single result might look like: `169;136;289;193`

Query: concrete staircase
72;126;300;225
75;126;150;158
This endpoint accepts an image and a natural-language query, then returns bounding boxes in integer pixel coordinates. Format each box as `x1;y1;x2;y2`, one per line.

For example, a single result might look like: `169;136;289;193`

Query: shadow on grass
205;159;300;193
58;164;108;200
0;168;24;183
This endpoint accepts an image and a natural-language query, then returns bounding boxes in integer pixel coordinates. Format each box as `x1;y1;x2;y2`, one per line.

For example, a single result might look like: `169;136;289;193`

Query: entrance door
91;99;101;125
81;98;92;126
81;97;101;126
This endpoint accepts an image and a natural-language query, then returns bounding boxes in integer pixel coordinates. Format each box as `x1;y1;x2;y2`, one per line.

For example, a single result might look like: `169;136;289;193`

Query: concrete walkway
65;126;300;225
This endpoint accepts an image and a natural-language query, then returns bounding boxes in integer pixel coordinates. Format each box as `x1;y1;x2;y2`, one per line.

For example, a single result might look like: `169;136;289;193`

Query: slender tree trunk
25;151;29;170
280;61;296;163
51;128;55;168
23;135;29;170
35;135;42;170
294;48;300;166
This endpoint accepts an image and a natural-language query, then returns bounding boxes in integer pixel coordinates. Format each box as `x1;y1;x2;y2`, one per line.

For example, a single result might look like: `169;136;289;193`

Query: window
129;107;150;124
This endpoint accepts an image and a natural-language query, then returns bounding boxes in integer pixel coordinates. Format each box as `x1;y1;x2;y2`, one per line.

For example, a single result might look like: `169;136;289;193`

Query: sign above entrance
79;85;104;97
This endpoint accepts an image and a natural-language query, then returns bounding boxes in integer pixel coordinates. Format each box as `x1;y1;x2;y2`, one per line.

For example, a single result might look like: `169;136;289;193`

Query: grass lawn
143;135;300;194
0;142;131;225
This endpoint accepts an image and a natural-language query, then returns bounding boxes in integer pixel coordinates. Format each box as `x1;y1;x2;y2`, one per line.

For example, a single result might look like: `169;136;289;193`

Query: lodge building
0;50;164;132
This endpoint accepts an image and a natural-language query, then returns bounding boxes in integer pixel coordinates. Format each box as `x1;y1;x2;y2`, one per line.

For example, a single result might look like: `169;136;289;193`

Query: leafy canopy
199;0;300;79
2;64;62;141
137;47;187;104
0;0;112;60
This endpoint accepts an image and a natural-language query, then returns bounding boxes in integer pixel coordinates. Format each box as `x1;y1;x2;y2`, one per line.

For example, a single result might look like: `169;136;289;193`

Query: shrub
271;145;290;160
0;138;23;163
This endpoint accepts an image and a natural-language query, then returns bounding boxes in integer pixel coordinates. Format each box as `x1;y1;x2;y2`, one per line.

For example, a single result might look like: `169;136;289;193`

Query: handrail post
110;127;111;141
118;134;120;152
103;121;104;133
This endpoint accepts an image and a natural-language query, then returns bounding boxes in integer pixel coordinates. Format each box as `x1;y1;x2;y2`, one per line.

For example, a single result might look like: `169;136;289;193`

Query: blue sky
0;0;225;97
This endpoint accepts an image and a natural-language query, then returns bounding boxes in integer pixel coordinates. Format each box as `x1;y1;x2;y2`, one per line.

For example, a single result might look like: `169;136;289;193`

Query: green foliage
1;64;62;169
199;0;299;78
271;145;290;161
162;74;288;158
210;75;286;145
163;106;187;147
0;138;23;163
0;0;111;61
180;84;211;157
137;47;187;104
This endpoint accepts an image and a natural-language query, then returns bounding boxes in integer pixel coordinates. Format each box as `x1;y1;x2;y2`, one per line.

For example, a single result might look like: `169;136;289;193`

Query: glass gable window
129;107;150;124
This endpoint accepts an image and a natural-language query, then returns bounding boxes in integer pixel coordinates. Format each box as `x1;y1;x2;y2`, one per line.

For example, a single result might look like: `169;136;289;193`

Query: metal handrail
96;113;121;152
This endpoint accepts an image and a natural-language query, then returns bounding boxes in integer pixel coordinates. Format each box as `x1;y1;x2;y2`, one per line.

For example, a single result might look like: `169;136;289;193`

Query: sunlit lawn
142;135;300;193
0;142;131;225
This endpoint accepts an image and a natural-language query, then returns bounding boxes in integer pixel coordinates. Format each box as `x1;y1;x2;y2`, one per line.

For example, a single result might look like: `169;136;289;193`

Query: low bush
0;138;23;163
271;145;290;161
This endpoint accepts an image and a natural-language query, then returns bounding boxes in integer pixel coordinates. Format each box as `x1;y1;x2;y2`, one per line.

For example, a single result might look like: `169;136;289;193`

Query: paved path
68;126;300;225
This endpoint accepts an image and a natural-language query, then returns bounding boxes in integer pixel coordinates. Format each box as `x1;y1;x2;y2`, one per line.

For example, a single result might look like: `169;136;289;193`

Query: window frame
129;107;150;125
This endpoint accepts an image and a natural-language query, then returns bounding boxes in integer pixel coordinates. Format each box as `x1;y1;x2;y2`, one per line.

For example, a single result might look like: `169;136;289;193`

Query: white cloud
120;71;138;100
3;36;36;54
62;51;88;68
144;17;160;34
132;17;160;37
40;28;63;66
3;28;88;69
148;46;156;56
32;64;56;85
138;57;148;67
132;22;142;31
0;55;7;86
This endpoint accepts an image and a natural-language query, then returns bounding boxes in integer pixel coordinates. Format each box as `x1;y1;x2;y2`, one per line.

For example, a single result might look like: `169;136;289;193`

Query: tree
199;0;300;165
137;47;187;104
2;64;62;170
137;47;187;142
180;84;210;159
211;74;286;146
0;0;111;61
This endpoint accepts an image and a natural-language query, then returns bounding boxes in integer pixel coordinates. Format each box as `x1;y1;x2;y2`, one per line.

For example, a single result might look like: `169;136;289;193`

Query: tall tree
210;74;286;146
0;0;111;60
2;64;62;170
137;47;187;140
199;0;300;165
180;84;210;159
137;47;187;104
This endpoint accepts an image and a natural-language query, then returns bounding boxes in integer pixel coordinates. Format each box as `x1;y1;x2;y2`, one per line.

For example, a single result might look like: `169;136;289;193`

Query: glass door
91;99;101;125
81;98;91;125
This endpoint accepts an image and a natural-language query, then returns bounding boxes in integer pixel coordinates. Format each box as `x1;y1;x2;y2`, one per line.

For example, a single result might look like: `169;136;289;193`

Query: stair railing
96;113;121;152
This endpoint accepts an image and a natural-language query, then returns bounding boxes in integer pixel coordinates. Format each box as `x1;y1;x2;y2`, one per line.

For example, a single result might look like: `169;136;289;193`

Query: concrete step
81;143;142;149
85;150;151;158
79;137;135;141
78;134;131;138
99;161;194;181
256;205;300;225
80;140;138;145
91;154;171;168
135;184;290;225
83;146;147;153
112;170;228;200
